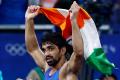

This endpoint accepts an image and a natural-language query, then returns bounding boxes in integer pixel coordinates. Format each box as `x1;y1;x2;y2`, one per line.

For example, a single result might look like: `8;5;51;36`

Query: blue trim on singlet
45;68;60;80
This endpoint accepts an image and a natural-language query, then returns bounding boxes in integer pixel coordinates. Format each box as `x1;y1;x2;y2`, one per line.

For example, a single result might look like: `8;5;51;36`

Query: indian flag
39;7;115;75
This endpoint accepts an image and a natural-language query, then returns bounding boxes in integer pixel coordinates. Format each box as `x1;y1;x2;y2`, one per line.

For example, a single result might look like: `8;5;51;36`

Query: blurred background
0;0;120;80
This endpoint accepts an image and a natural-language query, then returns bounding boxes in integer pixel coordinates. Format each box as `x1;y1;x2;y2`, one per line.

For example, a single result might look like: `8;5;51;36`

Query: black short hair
41;32;67;48
41;32;73;60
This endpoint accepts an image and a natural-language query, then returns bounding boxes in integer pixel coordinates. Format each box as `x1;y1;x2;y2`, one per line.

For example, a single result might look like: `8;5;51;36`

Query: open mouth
46;58;53;62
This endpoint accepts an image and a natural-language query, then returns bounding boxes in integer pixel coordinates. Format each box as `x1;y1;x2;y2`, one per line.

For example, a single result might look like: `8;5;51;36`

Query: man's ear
61;47;66;55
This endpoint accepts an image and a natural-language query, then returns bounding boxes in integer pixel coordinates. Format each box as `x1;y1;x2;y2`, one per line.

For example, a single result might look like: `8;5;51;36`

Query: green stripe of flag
86;48;115;75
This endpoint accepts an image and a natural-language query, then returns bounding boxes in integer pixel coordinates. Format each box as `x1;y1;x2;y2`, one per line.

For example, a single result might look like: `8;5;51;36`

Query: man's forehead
42;42;55;48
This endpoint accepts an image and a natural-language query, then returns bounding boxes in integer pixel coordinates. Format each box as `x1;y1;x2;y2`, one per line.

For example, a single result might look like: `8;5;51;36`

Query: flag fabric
39;7;115;75
39;8;72;39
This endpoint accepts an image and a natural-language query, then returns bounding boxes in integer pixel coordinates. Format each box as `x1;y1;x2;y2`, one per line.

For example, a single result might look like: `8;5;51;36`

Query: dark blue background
93;34;120;79
0;30;44;80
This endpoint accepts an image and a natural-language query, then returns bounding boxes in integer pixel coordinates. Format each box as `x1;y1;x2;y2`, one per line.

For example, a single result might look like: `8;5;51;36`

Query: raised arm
68;1;84;74
59;2;84;80
25;5;47;71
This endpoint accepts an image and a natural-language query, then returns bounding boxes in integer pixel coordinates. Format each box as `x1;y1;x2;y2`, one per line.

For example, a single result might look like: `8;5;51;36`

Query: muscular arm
59;2;84;80
68;1;84;74
25;6;48;71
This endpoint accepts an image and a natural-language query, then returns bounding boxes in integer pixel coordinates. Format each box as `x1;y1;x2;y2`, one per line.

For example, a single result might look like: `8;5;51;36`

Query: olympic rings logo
5;43;26;56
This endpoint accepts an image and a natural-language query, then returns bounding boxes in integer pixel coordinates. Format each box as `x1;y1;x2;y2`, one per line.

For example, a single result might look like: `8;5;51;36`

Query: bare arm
68;1;84;74
25;6;48;71
59;2;84;80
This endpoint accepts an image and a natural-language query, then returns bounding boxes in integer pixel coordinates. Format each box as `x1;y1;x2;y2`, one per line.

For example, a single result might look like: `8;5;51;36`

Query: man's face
42;42;62;67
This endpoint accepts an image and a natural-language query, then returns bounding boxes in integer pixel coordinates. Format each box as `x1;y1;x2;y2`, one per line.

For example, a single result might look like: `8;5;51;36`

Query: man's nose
44;50;50;56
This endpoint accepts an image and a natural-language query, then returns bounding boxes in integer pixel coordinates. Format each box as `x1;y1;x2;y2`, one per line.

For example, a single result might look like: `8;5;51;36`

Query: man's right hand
25;5;40;20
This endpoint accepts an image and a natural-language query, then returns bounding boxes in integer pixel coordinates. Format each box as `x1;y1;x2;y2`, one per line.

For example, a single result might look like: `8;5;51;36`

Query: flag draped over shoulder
38;7;115;75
